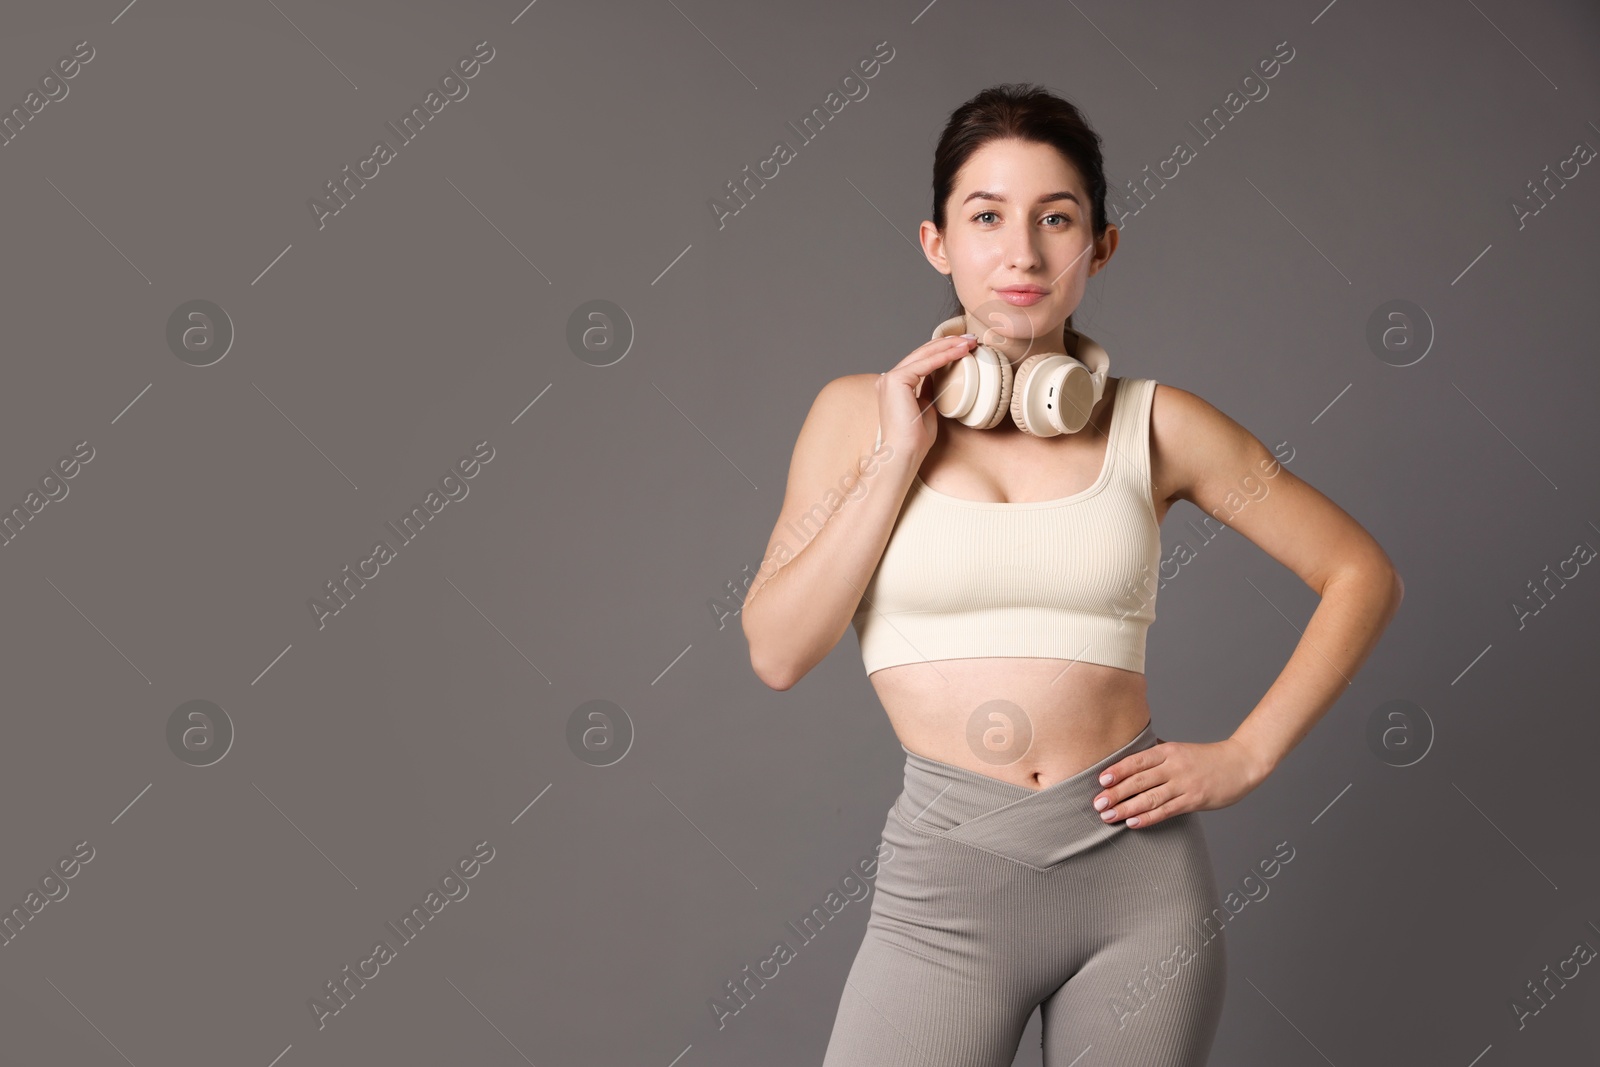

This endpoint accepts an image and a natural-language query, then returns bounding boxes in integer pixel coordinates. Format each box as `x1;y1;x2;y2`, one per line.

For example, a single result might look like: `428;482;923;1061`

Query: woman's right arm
741;335;977;690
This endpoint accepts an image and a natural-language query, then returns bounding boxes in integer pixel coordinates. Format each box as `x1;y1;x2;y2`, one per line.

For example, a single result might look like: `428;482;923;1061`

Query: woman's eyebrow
961;190;1082;207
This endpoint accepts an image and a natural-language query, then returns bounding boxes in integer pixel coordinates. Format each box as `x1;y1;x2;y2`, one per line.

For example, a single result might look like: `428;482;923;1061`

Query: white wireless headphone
923;314;1110;437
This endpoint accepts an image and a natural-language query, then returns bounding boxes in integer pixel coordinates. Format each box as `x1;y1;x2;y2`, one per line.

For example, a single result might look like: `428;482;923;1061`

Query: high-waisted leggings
822;721;1227;1066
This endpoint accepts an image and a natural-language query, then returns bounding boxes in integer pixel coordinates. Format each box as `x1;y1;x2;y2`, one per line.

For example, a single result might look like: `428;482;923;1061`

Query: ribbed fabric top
852;377;1161;676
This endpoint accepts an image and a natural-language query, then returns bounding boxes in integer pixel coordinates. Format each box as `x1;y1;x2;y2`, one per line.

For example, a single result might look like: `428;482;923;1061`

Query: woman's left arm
1094;383;1405;829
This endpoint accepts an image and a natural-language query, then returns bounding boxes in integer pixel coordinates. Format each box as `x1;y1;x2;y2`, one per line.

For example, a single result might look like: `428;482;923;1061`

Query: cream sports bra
851;377;1162;676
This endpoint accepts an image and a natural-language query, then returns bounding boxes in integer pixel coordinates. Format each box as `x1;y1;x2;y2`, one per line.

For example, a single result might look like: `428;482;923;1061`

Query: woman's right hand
876;333;978;462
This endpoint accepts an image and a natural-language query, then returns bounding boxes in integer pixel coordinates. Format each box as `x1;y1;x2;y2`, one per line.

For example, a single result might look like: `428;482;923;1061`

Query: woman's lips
995;288;1047;306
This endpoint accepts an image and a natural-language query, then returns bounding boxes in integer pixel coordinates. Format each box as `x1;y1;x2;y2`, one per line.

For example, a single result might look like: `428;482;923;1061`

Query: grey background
1;0;1597;1064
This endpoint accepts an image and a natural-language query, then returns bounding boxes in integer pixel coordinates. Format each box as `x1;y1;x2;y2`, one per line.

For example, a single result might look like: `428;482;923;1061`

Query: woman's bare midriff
867;375;1173;792
868;661;1151;791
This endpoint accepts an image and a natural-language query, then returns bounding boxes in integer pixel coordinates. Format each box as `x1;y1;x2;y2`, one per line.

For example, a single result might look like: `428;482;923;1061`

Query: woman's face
923;137;1116;349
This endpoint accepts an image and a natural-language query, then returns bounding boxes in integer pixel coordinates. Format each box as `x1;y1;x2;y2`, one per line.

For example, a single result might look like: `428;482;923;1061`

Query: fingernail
1101;809;1116;820
959;333;976;339
1099;773;1113;785
1094;796;1108;811
1127;817;1140;827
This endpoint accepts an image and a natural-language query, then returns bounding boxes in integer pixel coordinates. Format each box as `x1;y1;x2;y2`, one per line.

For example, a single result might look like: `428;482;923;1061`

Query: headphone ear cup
1008;353;1051;436
926;354;971;417
927;344;1011;428
1011;354;1099;436
973;346;1013;429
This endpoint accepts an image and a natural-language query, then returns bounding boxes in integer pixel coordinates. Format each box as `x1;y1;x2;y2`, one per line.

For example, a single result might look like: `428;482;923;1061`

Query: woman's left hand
1091;737;1268;829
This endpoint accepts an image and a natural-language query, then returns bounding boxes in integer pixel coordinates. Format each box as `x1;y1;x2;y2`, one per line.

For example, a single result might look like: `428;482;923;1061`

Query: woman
740;83;1402;1066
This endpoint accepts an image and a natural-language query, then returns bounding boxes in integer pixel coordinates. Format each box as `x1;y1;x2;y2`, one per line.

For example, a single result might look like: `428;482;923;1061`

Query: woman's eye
973;210;1071;226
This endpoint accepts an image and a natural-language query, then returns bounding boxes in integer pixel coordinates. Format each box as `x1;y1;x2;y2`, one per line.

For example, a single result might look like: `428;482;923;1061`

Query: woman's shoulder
811;372;882;436
1136;379;1237;437
785;373;882;465
1137;379;1276;498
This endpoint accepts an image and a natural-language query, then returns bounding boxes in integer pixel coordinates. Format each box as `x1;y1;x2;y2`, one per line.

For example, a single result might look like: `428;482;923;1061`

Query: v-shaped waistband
895;720;1158;871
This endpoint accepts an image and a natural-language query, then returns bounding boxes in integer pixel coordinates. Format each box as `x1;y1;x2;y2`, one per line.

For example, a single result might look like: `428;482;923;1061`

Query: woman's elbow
1352;546;1404;607
743;615;798;690
749;647;799;691
1358;559;1404;620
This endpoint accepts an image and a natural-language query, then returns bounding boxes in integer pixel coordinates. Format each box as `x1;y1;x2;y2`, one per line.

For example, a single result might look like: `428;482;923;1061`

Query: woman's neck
963;313;1074;369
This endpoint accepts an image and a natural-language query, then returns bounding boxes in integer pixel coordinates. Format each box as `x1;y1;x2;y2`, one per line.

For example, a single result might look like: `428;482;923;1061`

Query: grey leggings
822;722;1227;1066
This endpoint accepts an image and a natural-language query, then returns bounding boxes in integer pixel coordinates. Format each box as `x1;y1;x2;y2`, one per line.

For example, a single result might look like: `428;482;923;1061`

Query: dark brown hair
932;83;1109;330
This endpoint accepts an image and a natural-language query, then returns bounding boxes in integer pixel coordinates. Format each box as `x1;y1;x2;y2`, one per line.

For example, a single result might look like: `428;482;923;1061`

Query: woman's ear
918;219;951;274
